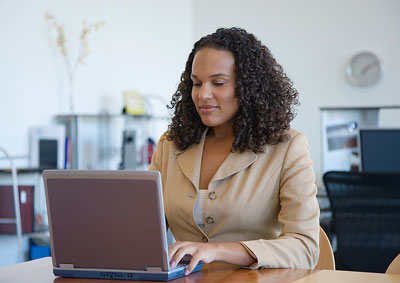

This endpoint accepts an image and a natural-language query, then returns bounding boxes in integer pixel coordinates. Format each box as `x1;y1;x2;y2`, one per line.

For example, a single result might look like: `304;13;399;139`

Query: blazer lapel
176;130;208;191
213;150;258;181
177;129;260;186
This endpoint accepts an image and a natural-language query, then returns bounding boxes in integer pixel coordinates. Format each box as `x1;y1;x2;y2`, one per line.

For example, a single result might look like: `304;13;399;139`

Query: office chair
323;171;400;273
386;253;400;274
315;226;335;270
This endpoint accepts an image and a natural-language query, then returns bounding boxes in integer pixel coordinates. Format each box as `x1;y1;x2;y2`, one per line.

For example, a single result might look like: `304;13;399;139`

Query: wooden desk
0;257;316;283
1;257;399;283
293;270;400;283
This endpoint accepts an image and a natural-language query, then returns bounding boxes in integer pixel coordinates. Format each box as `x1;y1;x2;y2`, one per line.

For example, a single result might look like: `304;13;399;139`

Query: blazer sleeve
148;135;169;230
148;135;165;173
240;132;320;269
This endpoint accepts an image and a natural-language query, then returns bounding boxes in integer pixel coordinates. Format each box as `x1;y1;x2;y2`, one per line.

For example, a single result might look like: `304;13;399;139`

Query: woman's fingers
168;241;184;262
171;245;194;268
185;253;202;275
168;241;190;265
168;241;217;274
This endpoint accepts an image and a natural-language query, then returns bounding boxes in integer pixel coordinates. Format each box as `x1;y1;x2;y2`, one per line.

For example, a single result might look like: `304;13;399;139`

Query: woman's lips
199;105;218;113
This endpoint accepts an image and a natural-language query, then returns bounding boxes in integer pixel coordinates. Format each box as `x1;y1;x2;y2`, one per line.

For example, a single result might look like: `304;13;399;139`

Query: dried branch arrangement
44;11;105;112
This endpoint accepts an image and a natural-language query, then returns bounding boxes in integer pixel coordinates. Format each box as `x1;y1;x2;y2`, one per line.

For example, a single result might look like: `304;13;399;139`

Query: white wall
193;0;400;185
1;0;399;185
0;0;193;167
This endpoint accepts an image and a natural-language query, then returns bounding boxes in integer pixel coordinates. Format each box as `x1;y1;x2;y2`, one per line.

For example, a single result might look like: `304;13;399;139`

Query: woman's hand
168;241;256;275
169;241;217;275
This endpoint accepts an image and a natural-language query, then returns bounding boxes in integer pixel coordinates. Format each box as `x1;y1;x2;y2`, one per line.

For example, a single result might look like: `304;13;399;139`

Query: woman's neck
208;124;234;141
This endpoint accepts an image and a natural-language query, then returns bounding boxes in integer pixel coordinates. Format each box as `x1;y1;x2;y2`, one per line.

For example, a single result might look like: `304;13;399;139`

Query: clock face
346;52;383;87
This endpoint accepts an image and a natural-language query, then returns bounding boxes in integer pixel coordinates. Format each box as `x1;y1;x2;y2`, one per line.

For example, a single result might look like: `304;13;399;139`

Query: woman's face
191;47;238;130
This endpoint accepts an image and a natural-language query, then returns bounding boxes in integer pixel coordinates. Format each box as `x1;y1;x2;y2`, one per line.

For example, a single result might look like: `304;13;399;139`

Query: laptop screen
44;171;169;271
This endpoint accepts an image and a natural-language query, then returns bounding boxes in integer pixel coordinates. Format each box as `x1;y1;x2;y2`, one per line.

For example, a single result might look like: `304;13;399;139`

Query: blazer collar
176;129;258;190
213;150;257;181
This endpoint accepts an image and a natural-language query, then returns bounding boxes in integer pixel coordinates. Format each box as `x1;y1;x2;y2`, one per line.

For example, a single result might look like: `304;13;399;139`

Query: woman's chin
200;118;217;127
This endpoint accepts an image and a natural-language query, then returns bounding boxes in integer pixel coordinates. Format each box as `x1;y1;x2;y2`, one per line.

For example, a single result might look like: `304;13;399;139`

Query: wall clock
346;51;383;87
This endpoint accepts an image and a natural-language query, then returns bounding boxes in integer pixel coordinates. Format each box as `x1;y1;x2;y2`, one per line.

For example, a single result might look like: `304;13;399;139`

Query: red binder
0;186;34;234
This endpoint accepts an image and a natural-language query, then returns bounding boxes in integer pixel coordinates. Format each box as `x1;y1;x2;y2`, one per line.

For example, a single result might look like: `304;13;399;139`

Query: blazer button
206;217;214;224
209;191;216;200
202;236;208;242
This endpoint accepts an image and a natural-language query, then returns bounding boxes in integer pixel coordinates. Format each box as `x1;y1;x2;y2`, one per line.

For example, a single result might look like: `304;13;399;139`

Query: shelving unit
0;148;23;263
55;114;168;170
0;168;50;264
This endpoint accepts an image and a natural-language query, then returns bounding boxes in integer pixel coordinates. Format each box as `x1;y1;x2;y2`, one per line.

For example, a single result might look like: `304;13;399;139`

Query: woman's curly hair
166;27;299;153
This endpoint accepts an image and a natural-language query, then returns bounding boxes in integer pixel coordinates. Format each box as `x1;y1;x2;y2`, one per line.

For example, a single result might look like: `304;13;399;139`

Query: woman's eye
214;82;225;86
193;82;201;87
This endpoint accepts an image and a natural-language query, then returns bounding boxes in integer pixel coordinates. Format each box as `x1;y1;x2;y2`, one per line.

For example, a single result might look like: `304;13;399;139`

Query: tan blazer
149;128;320;269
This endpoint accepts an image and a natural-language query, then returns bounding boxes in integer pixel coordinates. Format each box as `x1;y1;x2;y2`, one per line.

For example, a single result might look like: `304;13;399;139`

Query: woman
149;27;319;275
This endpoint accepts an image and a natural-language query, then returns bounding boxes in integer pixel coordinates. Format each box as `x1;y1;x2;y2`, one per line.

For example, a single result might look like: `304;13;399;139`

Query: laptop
43;170;203;281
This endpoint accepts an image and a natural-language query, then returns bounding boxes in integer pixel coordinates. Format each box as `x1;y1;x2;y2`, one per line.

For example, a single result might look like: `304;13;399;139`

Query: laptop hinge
146;266;163;272
59;264;74;269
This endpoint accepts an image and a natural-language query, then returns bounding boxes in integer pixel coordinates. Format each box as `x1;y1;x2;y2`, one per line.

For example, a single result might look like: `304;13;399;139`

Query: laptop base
53;263;204;281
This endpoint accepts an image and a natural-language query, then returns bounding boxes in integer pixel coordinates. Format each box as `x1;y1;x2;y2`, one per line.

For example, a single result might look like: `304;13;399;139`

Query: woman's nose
198;84;212;99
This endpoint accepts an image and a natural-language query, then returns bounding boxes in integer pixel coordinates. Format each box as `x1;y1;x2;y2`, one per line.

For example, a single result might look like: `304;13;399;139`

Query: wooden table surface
0;257;316;283
2;257;399;283
294;269;400;283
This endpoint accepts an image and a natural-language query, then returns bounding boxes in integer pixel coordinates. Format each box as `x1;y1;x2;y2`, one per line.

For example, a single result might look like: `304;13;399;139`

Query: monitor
39;139;58;168
359;129;400;173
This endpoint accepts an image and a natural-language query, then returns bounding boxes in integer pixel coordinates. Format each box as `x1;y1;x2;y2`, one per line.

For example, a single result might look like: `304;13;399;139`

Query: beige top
149;128;320;269
194;190;209;227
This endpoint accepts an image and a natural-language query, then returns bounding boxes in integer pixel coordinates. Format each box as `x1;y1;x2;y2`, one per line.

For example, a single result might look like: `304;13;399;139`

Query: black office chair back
323;171;400;273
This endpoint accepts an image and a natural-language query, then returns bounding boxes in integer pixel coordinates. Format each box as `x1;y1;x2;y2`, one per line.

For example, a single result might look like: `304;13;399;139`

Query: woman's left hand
168;241;217;275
